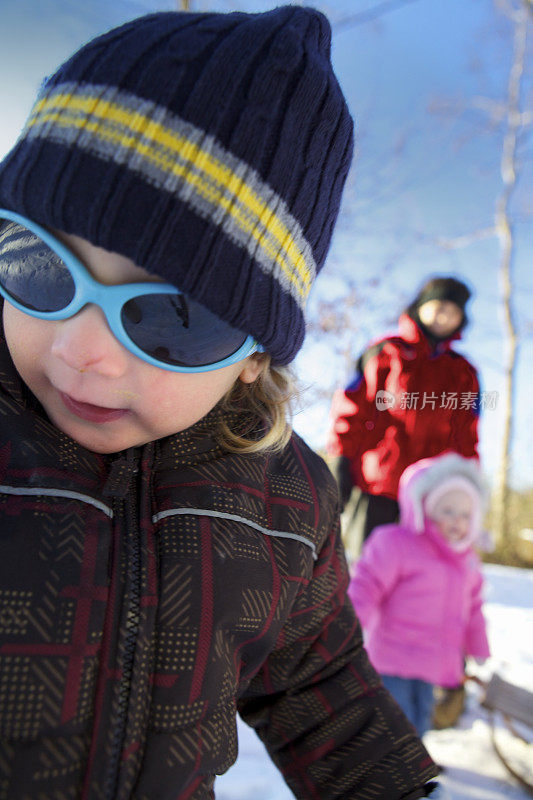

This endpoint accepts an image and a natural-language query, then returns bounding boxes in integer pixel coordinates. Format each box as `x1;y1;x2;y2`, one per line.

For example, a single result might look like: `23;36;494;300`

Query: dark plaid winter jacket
0;338;438;799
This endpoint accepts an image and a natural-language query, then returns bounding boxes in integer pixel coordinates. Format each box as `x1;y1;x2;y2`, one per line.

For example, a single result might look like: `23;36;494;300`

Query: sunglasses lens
121;293;249;368
0;219;75;312
0;215;254;371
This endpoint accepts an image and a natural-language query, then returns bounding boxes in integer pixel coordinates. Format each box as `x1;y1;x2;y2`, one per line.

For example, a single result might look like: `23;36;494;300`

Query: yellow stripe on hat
26;87;315;304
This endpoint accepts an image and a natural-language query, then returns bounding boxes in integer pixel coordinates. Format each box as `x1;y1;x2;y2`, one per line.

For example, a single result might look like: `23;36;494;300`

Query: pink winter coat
348;454;491;687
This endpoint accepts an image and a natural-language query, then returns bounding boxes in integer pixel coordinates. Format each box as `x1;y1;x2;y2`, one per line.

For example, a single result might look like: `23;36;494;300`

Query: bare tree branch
436;227;497;250
496;0;533;22
430;95;533;128
333;0;424;32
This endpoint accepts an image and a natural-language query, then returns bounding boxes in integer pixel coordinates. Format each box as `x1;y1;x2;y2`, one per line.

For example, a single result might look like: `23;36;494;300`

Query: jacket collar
398;313;461;354
155;404;247;467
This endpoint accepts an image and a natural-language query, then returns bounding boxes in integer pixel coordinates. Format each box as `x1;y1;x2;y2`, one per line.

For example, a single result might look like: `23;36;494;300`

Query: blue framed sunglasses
0;209;263;373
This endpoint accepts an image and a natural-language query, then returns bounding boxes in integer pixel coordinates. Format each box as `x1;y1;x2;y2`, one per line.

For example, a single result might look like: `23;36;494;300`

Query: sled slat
481;674;533;729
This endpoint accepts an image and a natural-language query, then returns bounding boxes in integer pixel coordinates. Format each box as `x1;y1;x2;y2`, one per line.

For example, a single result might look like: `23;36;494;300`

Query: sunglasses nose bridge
80;280;124;329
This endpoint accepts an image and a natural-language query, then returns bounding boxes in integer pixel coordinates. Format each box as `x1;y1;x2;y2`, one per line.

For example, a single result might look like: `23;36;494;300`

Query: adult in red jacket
327;276;480;555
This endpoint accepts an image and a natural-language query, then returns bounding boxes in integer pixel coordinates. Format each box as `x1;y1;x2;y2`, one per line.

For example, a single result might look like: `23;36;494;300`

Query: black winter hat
412;277;472;311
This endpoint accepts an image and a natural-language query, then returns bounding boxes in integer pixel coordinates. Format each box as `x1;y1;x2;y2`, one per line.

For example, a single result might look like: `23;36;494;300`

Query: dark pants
342;488;399;559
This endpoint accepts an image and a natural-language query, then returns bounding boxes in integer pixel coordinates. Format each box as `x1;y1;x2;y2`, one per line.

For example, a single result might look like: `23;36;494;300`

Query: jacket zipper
104;475;142;800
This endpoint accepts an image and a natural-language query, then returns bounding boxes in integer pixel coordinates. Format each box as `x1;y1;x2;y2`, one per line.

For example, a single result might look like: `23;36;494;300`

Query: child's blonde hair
217;356;296;454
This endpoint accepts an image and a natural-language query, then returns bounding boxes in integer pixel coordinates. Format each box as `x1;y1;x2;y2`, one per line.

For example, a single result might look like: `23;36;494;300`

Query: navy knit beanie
0;7;353;365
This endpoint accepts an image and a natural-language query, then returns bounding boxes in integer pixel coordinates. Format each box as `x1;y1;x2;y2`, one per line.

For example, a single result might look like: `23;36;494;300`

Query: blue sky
1;0;532;486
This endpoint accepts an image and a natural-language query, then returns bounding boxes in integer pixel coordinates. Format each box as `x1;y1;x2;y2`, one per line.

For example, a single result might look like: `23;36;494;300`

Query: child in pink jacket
348;452;491;736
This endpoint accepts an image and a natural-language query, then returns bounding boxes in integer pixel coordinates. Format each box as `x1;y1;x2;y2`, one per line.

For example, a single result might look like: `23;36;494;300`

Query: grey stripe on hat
25;82;316;309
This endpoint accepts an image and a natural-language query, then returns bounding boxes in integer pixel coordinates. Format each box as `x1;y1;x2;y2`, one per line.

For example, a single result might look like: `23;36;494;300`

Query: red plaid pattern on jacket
0;335;437;799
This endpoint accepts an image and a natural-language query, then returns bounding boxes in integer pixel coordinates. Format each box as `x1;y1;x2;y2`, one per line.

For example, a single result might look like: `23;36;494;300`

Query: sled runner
471;673;533;796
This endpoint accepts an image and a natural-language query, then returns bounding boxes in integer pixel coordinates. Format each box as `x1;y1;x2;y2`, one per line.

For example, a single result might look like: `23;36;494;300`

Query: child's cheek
139;372;218;431
133;362;244;437
3;303;49;377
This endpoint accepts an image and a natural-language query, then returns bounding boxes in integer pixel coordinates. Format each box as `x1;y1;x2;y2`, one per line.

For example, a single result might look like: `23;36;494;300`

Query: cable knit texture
0;8;354;364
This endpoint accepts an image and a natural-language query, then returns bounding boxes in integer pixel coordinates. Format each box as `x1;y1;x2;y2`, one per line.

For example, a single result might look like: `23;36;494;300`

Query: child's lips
449;529;466;540
59;391;129;423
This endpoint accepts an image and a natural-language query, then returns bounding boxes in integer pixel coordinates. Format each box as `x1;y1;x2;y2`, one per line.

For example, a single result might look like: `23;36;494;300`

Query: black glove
401;782;449;799
329;455;353;512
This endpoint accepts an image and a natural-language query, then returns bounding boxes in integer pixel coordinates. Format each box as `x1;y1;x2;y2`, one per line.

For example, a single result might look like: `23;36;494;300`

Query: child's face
2;232;263;454
417;300;463;338
426;489;473;546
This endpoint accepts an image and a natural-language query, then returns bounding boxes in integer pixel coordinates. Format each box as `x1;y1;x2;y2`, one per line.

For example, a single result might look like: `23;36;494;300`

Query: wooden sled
470;673;533;796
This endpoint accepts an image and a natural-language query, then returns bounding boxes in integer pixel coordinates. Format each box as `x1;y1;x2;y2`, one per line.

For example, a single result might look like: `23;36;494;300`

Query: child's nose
51;304;130;378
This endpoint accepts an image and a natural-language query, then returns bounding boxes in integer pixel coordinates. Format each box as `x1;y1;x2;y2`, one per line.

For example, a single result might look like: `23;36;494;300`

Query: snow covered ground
216;564;533;800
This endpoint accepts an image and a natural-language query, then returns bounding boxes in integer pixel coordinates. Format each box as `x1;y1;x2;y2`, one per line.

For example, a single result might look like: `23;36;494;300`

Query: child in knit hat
349;452;491;737
0;8;441;799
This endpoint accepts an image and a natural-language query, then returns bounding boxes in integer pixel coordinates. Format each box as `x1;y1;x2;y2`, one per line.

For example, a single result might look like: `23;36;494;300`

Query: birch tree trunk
492;0;530;544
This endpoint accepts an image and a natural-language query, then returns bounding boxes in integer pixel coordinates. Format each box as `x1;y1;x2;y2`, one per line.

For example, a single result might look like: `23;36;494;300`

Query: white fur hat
398;452;486;544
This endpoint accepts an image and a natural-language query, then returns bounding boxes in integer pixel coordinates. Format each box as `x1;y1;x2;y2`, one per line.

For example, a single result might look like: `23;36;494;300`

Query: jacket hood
398;452;486;548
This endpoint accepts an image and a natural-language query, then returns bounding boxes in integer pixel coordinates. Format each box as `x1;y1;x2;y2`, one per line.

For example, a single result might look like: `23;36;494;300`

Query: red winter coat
327;314;479;499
